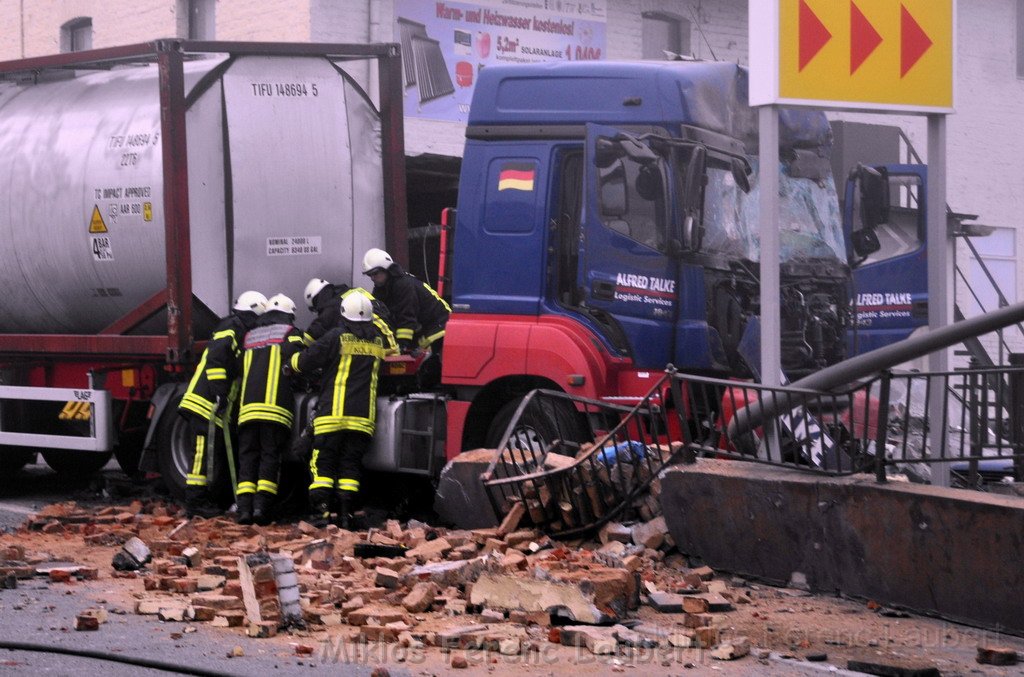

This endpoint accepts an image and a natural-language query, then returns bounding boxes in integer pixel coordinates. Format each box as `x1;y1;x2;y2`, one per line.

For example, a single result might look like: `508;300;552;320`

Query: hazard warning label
89;205;108;233
91;236;113;261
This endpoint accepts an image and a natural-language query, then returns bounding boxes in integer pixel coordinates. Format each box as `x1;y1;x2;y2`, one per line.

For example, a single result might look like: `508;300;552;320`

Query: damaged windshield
701;158;845;263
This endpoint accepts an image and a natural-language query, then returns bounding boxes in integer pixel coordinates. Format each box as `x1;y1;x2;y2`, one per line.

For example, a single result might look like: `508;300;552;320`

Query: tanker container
0;42;404;485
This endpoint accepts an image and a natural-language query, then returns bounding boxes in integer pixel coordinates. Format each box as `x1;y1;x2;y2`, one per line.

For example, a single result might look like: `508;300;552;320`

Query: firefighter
361;248;450;386
303;277;396;351
290;293;387;528
235;293;307;525
178;290;267;518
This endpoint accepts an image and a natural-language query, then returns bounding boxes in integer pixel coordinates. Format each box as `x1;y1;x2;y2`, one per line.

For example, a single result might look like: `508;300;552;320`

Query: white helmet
362;248;394;275
266;293;296;316
340;292;373;323
233;290;267;315
303;278;330;311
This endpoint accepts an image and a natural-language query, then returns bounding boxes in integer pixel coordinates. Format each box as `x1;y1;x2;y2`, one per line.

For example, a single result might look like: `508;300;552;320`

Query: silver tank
0;55;385;333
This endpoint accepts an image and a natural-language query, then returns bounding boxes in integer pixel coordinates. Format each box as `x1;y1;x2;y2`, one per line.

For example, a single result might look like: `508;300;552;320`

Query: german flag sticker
498;162;536;192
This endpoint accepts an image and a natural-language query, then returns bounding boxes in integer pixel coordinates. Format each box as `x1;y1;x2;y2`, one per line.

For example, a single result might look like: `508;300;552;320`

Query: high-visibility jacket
291;319;388;436
238;311;308;428
372;267;450;350
179;314;247;424
306;284;398;355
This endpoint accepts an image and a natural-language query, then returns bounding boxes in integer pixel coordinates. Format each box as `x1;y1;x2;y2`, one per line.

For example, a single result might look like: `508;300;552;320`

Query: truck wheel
41;450;113;476
0;446;37;475
485;396;585;453
155;399;191;502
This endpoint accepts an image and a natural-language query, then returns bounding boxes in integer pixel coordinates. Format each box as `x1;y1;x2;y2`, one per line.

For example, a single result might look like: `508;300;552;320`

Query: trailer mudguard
140;382;187;471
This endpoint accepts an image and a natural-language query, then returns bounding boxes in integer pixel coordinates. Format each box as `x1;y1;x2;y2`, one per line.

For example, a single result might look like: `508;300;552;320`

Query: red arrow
850;1;883;74
901;5;933;77
799;0;832;71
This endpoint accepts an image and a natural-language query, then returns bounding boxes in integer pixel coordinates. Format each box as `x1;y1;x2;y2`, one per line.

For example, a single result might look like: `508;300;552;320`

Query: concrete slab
659;459;1024;634
433;449;500;529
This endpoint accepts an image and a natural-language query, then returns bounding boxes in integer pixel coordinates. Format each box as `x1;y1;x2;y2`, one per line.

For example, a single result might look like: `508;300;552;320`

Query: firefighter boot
236;493;254;525
185;487;220;519
333;492;353;530
307;491;331;529
252;492;273;526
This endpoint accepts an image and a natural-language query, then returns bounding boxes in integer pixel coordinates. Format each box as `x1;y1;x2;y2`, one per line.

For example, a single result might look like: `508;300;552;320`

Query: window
853;174;923;266
597;150;668;251
61;18;92;53
187;0;215;40
642;12;690;60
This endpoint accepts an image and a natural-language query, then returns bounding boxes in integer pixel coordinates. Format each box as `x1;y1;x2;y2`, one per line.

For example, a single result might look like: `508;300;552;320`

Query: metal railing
480;356;1024;538
676;364;1024;486
481;375;684;538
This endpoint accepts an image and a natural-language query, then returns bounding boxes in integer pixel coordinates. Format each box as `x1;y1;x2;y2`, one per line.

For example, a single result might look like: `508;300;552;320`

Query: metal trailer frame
0;39;408;365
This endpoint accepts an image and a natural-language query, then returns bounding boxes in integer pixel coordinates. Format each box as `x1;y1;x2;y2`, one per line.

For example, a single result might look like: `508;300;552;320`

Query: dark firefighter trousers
308;431;371;510
237;422;288;498
185;415;228;491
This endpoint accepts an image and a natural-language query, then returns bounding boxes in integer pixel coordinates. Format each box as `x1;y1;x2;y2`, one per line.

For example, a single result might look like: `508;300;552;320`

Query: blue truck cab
442;60;905;449
845;164;930;354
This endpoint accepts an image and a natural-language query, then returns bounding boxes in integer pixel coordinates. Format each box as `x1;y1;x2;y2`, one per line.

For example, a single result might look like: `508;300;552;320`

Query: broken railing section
675;373;881;476
680;363;1024;486
481;377;685;538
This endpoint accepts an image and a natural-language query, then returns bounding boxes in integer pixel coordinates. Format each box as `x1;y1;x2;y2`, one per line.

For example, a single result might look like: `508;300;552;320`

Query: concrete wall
660;459;1024;635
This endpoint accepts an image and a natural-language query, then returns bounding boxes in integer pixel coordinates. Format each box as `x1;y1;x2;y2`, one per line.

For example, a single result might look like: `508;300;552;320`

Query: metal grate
481;375;684;538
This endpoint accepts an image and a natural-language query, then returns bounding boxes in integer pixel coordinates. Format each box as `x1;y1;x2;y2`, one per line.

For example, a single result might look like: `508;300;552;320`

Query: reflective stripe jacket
291;319;387;436
238;311;308;428
372;268;450;349
306;284;398;355
179;314;247;423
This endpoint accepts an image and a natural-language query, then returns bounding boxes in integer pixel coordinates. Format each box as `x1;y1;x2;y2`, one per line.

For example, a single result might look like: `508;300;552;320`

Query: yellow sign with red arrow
751;0;954;112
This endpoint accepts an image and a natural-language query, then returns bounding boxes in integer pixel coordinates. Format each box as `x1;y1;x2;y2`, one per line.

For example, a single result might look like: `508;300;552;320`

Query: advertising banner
395;0;607;122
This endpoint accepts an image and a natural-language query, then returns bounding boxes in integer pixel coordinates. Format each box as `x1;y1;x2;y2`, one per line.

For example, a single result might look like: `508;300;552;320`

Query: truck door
845;165;928;355
581;124;679;368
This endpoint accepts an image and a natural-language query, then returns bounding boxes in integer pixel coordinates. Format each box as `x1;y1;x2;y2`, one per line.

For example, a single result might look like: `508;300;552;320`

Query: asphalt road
0;458;113;532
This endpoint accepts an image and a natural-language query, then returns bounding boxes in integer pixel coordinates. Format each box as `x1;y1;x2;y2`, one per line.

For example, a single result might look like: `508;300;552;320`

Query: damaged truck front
448;60;854;426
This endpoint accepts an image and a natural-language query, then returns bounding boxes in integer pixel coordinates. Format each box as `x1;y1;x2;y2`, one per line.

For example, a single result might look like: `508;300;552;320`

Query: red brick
254;579;278;599
74;615;100;631
189;594;243;611
402;582;438;613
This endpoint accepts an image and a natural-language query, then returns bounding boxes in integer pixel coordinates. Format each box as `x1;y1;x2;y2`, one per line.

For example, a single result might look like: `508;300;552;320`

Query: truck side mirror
683;146;707;201
679;146;707;251
851;228;881;258
681;215;698;251
730;157;752;194
857;164;890;229
595;137;620;168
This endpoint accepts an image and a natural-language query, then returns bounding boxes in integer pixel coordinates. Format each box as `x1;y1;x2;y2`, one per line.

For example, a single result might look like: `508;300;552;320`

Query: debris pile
2;499;759;663
438;442;675;536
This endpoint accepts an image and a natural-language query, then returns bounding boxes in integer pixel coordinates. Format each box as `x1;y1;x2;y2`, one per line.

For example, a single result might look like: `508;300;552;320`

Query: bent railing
480;374;684;538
